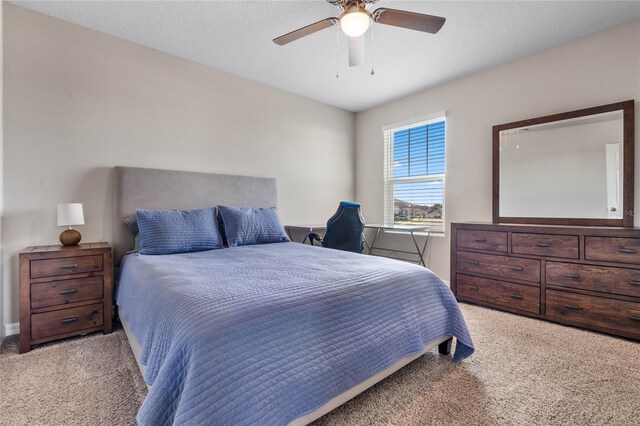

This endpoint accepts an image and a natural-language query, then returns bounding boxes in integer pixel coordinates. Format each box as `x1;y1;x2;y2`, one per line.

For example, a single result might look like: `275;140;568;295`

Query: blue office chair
309;202;365;253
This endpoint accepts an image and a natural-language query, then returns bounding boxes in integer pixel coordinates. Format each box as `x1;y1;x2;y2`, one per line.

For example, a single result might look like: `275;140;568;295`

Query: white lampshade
340;9;371;37
57;203;85;227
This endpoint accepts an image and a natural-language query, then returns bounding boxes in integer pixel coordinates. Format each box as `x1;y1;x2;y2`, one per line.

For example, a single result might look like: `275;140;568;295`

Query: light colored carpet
1;304;639;425
0;326;147;426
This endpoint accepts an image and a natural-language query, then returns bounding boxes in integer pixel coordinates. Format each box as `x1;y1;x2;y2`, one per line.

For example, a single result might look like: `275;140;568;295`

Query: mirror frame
493;100;635;227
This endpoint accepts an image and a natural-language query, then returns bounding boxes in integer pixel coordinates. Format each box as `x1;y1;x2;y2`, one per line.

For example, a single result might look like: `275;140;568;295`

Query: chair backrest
322;201;365;253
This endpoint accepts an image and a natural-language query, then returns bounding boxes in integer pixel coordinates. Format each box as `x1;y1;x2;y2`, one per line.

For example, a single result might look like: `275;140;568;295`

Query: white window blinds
383;117;446;233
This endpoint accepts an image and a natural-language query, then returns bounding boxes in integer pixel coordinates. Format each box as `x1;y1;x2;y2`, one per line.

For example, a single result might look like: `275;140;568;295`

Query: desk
284;225;327;245
365;224;431;267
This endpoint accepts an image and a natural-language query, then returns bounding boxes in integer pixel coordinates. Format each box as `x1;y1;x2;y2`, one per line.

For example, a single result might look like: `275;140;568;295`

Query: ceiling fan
273;0;446;68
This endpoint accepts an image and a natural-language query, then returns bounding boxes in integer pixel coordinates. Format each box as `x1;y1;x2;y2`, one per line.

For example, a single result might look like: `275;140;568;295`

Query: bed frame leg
438;337;453;355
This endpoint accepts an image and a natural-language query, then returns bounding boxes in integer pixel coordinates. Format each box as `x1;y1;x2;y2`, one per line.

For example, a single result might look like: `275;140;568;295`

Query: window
383;116;446;233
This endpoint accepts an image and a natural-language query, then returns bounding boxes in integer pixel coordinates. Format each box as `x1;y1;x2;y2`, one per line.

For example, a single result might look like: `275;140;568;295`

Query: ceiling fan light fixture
340;7;371;37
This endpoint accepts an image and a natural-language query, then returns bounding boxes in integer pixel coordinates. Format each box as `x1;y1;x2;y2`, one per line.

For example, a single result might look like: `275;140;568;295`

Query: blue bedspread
116;242;474;425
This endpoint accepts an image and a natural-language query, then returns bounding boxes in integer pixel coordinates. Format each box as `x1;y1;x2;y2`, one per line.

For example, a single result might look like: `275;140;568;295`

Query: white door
605;143;621;219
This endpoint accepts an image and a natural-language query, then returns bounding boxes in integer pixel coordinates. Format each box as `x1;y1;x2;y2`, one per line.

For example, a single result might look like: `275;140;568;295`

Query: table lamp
57;203;85;246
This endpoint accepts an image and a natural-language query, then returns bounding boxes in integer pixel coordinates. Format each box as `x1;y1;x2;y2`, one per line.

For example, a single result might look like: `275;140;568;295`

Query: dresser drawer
546;290;640;336
457;230;507;252
546;262;640;298
31;303;103;340
30;255;103;279
457;274;540;314
512;233;579;259
31;276;103;309
585;237;640;264
457;251;540;283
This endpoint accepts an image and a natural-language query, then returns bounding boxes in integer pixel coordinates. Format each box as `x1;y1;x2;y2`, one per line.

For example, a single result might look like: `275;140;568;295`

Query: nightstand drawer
30;255;103;279
31;303;103;340
31;276;103;309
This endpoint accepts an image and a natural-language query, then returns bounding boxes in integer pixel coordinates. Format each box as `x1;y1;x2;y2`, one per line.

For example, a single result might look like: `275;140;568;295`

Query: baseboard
4;322;19;337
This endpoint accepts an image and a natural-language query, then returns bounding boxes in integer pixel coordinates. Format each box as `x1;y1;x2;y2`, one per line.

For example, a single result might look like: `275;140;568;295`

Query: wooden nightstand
19;242;113;353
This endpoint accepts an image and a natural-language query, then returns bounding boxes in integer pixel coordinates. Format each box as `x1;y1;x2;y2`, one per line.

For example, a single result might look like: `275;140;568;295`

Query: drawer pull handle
467;261;479;266
564;304;582;311
630;315;640;322
564;273;580;280
510;266;524;272
60;263;78;270
59;289;78;295
629;280;640;287
511;294;523;300
536;243;552;248
465;285;479;291
617;247;637;254
60;317;78;324
474;238;486;243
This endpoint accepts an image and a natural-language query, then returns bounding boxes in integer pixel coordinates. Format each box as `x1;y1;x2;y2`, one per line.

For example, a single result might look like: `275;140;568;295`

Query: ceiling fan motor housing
328;0;379;10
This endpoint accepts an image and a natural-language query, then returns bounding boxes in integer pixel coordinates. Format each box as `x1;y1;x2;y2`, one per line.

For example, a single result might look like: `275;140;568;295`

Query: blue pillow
218;206;290;247
136;208;223;255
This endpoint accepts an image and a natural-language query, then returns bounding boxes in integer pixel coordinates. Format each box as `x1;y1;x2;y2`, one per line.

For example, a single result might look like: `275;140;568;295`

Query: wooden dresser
19;243;113;353
451;223;640;340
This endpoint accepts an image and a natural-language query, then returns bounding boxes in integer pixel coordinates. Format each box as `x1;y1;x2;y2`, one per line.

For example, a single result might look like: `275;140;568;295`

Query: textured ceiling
10;1;640;112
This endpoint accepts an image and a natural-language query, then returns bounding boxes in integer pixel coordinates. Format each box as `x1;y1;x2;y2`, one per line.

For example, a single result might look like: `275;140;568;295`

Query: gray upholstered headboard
113;166;277;265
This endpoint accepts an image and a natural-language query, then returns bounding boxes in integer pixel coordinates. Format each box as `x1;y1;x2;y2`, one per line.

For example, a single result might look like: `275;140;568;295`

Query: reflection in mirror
499;110;623;219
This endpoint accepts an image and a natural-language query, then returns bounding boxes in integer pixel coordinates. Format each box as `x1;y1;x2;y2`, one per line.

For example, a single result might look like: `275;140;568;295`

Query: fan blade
348;36;364;67
273;18;338;45
373;8;445;34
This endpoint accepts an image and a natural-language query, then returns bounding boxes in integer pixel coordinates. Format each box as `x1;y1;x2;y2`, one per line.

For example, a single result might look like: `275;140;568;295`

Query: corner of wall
350;110;358;201
1;1;5;339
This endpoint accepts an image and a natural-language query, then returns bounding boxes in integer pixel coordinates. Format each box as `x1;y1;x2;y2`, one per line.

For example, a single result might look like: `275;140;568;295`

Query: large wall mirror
493;100;635;227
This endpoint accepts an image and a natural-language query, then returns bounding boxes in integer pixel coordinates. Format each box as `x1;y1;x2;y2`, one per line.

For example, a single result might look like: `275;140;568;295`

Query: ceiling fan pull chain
336;23;340;79
370;23;375;76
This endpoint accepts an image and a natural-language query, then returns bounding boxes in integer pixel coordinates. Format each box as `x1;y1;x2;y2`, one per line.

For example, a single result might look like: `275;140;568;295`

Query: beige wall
355;19;640;280
0;2;4;336
2;4;355;329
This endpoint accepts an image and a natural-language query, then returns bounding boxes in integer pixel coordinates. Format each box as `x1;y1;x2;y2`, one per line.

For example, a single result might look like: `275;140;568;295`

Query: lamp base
59;229;82;246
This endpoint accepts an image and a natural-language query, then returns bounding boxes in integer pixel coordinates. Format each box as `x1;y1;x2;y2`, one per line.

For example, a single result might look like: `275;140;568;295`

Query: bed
113;166;474;425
